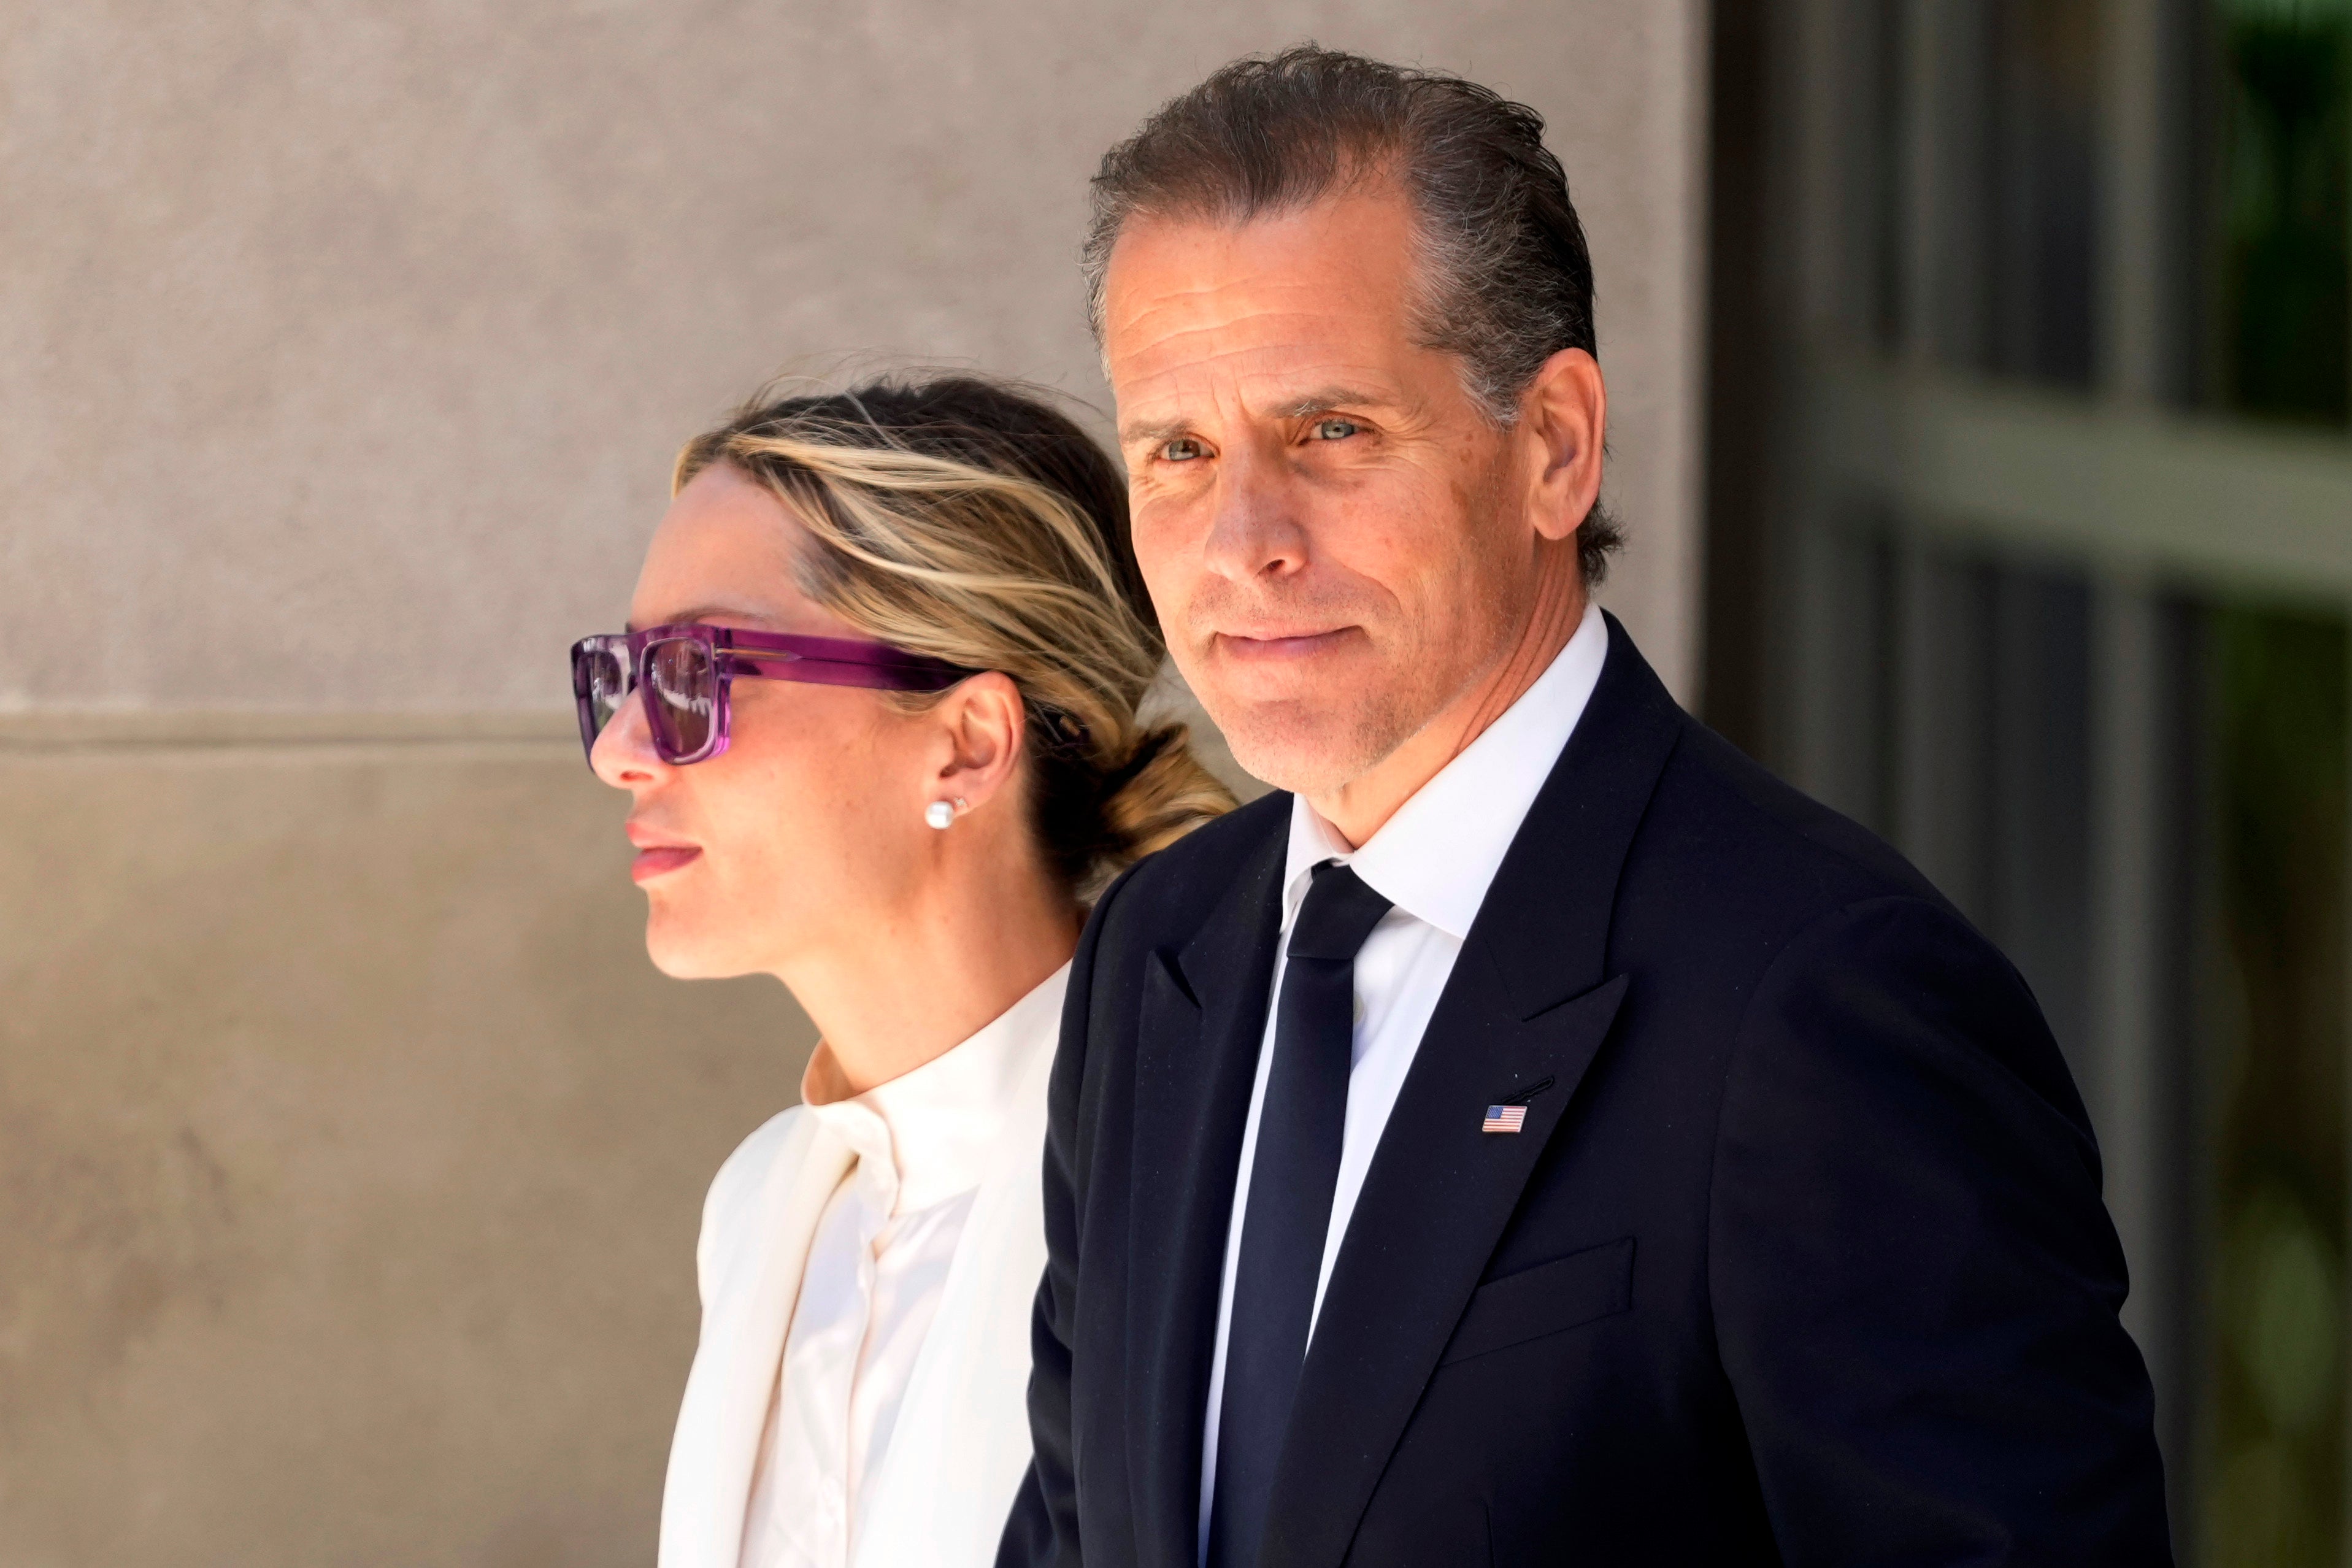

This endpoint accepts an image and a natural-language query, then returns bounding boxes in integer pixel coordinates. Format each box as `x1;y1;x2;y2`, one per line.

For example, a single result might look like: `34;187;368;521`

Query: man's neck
1307;556;1588;849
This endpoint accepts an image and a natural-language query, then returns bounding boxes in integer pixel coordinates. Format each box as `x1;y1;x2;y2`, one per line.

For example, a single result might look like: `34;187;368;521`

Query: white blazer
658;1032;1053;1568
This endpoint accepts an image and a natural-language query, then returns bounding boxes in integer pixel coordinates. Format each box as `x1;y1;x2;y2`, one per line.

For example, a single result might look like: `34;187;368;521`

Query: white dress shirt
740;965;1069;1568
1194;601;1608;1558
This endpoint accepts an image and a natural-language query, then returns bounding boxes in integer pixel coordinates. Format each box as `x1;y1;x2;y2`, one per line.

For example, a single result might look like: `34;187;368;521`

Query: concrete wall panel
1;0;1704;710
0;719;809;1565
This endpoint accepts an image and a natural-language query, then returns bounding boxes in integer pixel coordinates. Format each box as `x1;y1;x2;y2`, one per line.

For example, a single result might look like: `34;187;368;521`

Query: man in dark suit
1001;47;2171;1567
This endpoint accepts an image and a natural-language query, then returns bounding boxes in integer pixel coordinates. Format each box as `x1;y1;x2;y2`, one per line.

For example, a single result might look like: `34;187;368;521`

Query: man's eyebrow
623;604;779;634
1272;385;1395;418
1120;386;1401;445
1118;415;1197;446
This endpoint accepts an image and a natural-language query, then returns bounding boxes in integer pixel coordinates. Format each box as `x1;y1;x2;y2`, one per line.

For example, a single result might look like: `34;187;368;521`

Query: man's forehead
1102;195;1428;425
1108;272;1400;371
1113;353;1403;437
1105;178;1416;279
1106;201;1415;323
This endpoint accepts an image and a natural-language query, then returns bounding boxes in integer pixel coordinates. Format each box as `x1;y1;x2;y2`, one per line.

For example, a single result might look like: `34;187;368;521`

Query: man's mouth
1214;627;1356;661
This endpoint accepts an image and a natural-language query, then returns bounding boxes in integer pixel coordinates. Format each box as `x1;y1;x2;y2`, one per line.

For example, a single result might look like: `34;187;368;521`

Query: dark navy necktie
1207;860;1394;1568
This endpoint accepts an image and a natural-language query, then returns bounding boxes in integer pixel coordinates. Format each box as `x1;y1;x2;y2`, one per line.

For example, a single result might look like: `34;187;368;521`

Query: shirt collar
799;961;1069;1216
1281;599;1608;941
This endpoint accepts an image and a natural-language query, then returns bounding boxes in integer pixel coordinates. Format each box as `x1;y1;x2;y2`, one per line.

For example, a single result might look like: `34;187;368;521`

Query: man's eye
1312;418;1361;441
1159;437;1205;462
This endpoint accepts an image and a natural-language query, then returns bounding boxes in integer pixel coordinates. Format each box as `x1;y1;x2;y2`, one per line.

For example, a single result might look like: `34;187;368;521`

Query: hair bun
1097;723;1235;877
678;371;1236;893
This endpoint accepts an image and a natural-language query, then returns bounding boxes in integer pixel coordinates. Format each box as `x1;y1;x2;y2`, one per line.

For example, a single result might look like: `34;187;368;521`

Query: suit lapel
1262;614;1685;1568
1126;817;1289;1568
1260;969;1629;1567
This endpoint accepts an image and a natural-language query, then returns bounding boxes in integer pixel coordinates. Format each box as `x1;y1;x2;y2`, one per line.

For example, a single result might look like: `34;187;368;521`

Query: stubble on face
1174;442;1526;801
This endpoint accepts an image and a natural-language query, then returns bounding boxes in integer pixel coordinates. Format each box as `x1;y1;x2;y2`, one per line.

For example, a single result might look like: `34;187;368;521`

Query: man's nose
1201;445;1309;582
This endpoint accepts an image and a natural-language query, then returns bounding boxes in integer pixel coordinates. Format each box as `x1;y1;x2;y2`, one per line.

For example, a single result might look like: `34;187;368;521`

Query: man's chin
1212;701;1402;801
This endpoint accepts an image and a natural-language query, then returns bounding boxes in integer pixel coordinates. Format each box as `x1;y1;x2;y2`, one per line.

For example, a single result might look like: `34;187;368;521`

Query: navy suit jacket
1001;615;2171;1567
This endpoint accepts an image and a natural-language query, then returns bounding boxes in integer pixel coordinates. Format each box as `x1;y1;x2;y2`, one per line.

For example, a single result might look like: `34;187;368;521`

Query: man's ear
931;671;1028;814
1520;347;1607;543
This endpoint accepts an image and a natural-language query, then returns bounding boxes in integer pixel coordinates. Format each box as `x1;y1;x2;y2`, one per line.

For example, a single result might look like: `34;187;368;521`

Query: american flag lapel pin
1482;1076;1552;1134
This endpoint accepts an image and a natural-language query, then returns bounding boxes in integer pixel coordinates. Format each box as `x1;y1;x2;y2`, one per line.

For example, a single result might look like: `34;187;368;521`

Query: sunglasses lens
572;642;631;764
583;647;629;732
646;637;718;760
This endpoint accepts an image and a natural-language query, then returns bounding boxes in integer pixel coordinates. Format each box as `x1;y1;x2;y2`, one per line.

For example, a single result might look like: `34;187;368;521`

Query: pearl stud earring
925;800;955;829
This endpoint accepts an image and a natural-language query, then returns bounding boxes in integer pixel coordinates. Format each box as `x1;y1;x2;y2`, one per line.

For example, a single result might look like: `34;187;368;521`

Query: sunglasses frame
570;622;976;767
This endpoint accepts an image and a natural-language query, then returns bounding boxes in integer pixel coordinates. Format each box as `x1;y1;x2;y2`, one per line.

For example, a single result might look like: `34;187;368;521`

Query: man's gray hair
1083;45;1623;583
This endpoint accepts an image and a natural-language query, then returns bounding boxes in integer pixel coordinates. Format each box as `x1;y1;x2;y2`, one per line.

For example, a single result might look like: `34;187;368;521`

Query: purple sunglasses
570;623;976;767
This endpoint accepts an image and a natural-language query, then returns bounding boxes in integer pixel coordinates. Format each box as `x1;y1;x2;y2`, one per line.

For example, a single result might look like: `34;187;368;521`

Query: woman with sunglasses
576;375;1232;1568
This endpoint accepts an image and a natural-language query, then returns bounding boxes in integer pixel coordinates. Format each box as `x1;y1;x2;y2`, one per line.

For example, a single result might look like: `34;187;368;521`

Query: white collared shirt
1194;602;1608;1559
740;964;1069;1568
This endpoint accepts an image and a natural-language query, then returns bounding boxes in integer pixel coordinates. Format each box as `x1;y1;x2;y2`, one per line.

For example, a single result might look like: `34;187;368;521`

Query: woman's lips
631;845;702;882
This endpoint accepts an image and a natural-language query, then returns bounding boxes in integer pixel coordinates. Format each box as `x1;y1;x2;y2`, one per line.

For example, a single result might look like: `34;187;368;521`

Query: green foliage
2218;6;2351;423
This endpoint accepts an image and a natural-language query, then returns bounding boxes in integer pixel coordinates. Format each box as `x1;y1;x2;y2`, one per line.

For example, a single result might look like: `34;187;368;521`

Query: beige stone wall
0;5;1703;1564
0;714;805;1565
1;1;1703;711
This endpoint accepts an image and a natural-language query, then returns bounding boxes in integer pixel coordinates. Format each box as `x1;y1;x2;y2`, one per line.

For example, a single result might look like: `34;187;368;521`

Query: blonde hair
674;374;1234;894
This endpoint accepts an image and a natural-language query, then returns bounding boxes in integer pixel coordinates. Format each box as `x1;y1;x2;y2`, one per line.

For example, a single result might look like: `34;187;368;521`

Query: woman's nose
590;687;667;788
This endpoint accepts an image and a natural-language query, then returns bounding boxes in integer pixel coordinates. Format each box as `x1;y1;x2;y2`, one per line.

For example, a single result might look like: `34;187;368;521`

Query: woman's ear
929;672;1028;815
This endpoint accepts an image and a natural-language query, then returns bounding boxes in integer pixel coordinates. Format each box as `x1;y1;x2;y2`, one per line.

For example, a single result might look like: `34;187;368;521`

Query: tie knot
1286;861;1394;961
